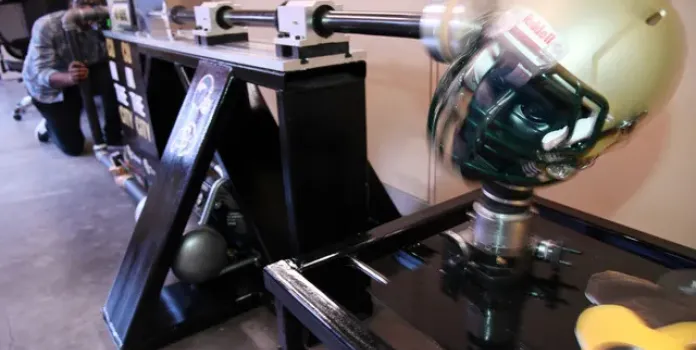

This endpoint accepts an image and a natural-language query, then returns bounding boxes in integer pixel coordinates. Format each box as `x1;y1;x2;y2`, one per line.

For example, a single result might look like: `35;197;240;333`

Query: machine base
103;268;264;350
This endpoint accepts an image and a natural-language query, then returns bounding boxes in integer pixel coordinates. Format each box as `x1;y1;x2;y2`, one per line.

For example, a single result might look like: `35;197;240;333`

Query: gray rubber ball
172;226;228;284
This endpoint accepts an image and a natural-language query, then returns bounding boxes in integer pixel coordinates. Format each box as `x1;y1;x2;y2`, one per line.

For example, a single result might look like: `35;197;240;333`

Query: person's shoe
35;119;49;143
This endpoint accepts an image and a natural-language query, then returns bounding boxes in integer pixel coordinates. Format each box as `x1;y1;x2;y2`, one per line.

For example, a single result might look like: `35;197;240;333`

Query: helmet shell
502;0;686;129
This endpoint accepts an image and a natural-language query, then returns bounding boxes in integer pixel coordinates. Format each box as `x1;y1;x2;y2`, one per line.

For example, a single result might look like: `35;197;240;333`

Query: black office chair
0;32;32;121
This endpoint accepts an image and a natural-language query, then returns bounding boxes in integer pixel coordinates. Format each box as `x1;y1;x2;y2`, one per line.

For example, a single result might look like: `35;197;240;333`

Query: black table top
369;215;670;350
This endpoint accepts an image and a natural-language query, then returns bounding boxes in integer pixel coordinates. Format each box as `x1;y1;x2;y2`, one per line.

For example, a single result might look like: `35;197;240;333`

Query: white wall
539;0;696;248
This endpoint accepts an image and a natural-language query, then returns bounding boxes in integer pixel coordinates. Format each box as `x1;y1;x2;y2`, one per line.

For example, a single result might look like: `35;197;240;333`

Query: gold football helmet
428;0;687;185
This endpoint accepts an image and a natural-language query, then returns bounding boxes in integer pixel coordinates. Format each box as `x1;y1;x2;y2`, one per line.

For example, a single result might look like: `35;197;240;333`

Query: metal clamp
193;2;249;45
275;0;348;47
532;238;581;268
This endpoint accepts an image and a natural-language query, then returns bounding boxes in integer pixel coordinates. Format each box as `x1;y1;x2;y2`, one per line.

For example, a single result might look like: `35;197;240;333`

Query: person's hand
68;61;89;84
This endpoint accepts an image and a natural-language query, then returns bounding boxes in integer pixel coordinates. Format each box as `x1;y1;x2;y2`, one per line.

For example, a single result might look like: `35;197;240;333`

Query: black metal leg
102;61;251;349
78;79;107;145
276;62;370;256
213;81;291;262
367;164;402;225
276;301;306;350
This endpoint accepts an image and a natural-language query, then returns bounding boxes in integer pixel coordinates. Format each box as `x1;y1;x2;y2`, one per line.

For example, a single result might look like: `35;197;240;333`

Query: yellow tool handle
576;305;696;350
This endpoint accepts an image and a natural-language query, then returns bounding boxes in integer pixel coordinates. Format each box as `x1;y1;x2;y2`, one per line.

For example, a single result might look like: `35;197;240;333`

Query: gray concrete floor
0;80;277;350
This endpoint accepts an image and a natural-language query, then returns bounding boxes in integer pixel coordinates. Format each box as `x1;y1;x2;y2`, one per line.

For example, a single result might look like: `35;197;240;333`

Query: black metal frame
264;190;696;350
101;34;401;349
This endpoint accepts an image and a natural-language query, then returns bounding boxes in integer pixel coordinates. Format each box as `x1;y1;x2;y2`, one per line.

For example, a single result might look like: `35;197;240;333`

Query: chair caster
13;113;21;121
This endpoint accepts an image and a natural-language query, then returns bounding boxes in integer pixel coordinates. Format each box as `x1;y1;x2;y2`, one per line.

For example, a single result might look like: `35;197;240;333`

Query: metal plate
103;30;367;72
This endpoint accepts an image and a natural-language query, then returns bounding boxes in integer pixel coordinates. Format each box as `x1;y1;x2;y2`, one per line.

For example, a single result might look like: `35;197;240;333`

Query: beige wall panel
359;33;432;200
538;0;696;249
331;0;433;200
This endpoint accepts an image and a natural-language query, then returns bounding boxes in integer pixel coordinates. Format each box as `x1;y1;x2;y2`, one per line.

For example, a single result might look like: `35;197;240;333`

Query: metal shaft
169;7;195;25
219;255;260;275
170;7;421;38
349;257;389;285
320;11;421;38
221;10;276;27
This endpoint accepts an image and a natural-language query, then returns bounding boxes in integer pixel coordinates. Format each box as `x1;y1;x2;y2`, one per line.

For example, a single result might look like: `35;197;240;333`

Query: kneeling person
23;0;122;156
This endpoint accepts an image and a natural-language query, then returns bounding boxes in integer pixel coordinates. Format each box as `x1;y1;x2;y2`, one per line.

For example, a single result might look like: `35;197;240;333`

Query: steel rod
169;7;195;25
123;177;147;203
169;7;421;38
220;255;260;275
198;178;229;226
320;11;421;38
349;257;390;285
221;10;276;27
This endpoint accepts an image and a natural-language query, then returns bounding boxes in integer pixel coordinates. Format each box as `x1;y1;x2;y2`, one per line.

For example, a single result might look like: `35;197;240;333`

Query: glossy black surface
535;197;696;269
369;213;671;350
